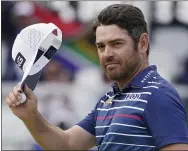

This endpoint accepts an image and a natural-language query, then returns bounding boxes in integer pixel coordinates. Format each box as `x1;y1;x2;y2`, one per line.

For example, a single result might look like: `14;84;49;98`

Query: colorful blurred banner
32;2;100;72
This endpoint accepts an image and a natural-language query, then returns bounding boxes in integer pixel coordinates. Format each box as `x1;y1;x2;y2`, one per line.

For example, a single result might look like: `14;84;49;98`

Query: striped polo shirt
77;65;188;150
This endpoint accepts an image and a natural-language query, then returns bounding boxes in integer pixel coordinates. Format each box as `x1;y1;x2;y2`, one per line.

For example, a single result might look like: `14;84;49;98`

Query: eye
113;42;122;47
97;44;105;49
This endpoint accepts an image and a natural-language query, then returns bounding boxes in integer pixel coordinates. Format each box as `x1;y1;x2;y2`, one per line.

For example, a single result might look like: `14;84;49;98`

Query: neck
117;60;149;89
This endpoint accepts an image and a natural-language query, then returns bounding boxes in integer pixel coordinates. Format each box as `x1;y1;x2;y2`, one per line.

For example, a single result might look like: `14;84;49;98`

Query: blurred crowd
2;1;188;150
2;1;188;83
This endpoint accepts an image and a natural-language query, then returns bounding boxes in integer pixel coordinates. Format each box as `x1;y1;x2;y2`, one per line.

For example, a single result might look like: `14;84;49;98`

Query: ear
138;33;149;54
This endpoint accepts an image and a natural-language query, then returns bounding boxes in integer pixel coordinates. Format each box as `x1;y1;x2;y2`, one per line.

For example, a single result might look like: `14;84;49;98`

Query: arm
6;85;97;150
144;87;188;150
160;144;188;150
24;111;96;150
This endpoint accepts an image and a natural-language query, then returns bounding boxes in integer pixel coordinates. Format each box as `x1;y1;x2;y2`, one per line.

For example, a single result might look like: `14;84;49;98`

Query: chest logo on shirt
105;98;113;105
125;94;141;100
105;95;115;105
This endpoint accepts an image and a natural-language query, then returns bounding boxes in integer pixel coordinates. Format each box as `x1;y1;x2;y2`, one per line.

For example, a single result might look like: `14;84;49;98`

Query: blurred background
1;1;188;150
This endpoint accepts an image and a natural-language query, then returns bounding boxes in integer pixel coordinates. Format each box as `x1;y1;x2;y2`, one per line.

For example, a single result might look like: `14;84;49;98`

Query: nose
103;46;114;58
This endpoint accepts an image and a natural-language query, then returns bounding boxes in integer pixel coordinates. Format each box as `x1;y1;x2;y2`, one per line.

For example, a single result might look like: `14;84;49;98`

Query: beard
104;55;141;82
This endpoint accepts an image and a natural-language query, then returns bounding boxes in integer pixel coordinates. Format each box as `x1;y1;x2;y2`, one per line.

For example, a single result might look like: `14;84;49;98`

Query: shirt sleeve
76;104;97;136
144;87;188;150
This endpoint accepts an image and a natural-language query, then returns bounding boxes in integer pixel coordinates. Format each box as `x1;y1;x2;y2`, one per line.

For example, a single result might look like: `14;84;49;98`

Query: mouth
105;63;119;69
105;63;119;66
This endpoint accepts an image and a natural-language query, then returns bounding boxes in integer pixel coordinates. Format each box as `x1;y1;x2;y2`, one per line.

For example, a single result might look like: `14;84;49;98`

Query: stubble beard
105;65;133;81
105;58;140;82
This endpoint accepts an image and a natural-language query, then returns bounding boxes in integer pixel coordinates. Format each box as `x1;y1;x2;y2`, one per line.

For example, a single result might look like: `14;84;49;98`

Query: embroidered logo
105;97;113;105
15;52;26;70
141;70;154;83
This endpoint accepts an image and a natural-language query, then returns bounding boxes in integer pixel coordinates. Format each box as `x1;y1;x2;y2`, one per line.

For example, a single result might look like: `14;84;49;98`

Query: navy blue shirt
77;65;188;150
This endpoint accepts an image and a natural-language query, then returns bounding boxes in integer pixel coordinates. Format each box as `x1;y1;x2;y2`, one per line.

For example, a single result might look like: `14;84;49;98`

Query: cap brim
21;70;42;91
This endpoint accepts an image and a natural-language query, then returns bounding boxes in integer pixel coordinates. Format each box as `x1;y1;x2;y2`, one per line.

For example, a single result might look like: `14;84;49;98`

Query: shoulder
144;75;184;110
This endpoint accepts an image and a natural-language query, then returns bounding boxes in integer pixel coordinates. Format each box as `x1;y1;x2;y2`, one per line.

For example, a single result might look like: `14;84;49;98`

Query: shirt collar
111;65;157;94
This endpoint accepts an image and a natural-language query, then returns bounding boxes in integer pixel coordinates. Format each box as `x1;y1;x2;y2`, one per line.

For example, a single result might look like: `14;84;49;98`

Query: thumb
23;84;35;100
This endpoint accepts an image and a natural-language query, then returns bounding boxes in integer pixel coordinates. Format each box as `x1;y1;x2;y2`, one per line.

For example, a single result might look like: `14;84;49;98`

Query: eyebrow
95;38;125;45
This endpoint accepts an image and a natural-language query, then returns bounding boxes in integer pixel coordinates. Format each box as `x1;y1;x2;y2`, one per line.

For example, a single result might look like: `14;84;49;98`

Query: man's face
96;24;143;81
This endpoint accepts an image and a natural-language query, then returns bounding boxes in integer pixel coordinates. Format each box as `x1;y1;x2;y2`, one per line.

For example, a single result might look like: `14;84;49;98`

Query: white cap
12;22;62;90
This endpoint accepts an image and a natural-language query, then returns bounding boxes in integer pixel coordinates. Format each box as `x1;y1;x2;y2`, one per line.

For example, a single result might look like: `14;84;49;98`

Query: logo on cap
15;52;26;70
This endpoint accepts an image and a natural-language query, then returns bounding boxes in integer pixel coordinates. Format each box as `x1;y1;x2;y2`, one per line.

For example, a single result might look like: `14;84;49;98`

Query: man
5;4;188;151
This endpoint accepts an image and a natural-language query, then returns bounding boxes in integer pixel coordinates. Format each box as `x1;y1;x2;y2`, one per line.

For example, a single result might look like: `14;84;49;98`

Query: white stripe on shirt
148;81;160;84
95;123;147;129
121;92;152;95
143;86;159;89
97;105;144;111
113;98;147;103
96;132;152;138
100;142;156;148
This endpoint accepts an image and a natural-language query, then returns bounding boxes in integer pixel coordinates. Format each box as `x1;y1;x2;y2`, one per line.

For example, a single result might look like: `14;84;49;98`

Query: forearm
160;144;188;150
23;111;70;150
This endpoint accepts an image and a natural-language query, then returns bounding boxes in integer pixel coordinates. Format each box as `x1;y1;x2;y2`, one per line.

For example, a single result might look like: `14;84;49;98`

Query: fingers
23;84;31;94
13;84;21;94
5;84;36;108
6;97;14;108
13;85;22;101
5;85;22;107
7;92;20;107
14;85;23;104
23;84;34;100
11;91;21;105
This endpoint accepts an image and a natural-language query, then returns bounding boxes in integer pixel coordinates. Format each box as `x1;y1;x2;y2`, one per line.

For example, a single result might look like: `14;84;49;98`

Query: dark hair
92;4;149;56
